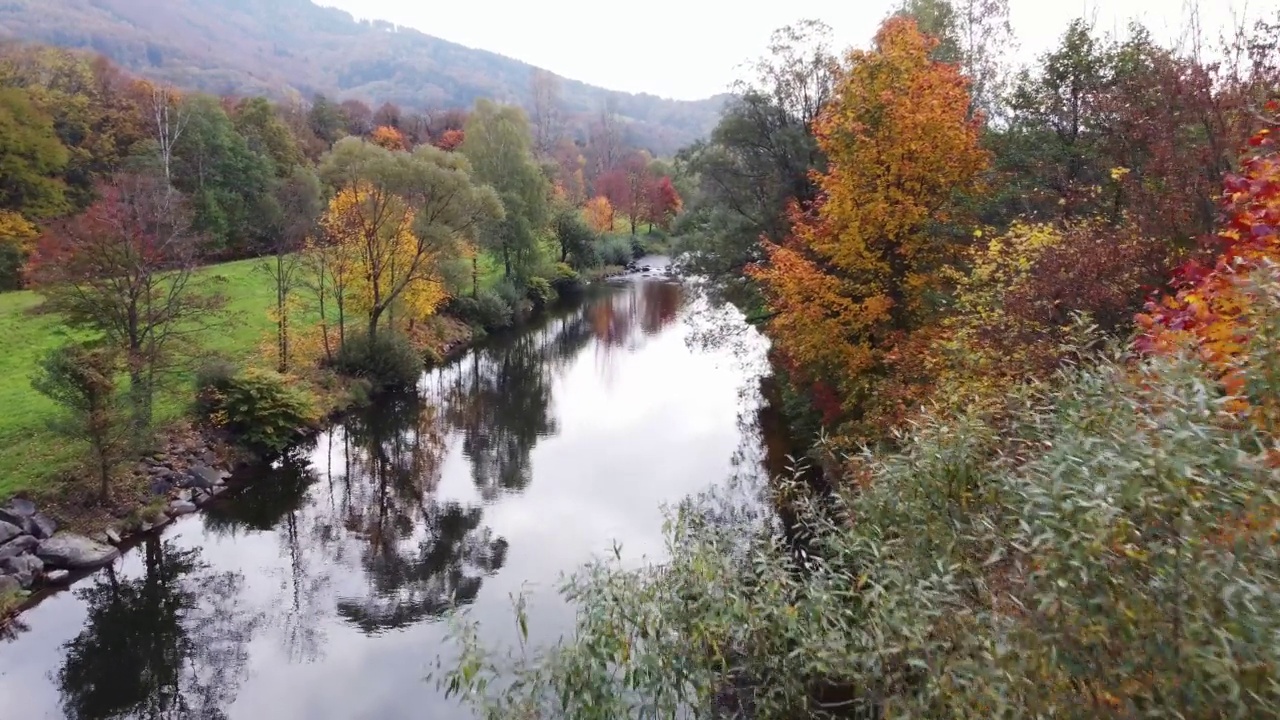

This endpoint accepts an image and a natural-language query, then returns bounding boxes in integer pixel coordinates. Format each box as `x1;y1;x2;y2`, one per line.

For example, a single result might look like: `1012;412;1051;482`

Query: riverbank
0;261;660;629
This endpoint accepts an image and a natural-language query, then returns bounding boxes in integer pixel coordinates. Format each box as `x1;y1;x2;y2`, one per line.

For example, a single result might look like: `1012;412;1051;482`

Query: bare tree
149;85;189;187
530;69;564;157
259;168;322;372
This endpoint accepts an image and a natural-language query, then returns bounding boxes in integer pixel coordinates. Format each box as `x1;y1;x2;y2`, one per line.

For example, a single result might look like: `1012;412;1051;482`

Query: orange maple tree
370;125;407;151
584;195;614;233
749;16;988;427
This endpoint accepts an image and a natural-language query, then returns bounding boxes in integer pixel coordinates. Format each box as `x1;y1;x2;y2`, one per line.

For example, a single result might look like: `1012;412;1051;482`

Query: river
0;257;780;719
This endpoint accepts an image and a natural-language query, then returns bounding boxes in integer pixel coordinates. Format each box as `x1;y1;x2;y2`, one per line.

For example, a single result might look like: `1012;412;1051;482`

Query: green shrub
598;236;632;266
0;242;25;291
526;276;557;311
196;366;317;454
629;235;647;259
448;291;514;331
331;330;423;392
548;262;585;297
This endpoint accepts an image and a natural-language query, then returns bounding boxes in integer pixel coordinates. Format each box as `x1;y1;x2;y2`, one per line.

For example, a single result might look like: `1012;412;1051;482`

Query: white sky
321;0;1279;100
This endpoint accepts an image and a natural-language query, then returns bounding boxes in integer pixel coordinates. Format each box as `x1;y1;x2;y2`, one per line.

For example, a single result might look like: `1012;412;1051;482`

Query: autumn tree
31;172;226;431
583;196;614;233
371;125;408;151
645;176;682;231
749;17;987;426
459;100;550;281
340;99;375;137
318;137;501;338
373;102;402;130
621;151;653;236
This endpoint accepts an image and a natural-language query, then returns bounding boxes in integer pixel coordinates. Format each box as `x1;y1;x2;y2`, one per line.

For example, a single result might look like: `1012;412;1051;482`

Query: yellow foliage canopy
750;16;988;426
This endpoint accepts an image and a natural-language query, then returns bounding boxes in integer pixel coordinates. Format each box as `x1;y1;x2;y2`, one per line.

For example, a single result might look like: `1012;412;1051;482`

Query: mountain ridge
0;0;729;155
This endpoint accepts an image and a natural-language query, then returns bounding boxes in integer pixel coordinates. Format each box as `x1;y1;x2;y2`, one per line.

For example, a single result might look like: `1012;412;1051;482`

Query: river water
0;258;779;719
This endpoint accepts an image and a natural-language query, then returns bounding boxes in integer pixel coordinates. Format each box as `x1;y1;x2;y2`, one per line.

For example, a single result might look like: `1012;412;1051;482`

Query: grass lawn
0;258;284;498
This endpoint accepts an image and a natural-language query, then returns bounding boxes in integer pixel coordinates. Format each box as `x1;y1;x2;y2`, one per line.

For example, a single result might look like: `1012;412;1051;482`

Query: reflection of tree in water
334;397;508;634
202;455;331;664
337;500;507;633
588;281;684;381
57;538;261;720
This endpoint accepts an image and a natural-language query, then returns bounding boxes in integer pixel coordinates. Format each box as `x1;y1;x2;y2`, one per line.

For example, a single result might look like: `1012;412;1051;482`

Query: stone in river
0;535;38;560
167;500;197;517
27;513;57;540
104;528;122;545
1;554;43;589
44;569;71;585
186;465;220;489
36;533;120;570
0;521;21;545
0;498;37;525
0;574;19;597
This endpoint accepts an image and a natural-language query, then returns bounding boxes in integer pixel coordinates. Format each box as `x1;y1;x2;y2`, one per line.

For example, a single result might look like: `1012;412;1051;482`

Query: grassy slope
0;258;281;497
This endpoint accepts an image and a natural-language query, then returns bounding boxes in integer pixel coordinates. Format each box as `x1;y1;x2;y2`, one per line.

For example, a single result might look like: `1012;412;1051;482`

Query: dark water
0;259;779;719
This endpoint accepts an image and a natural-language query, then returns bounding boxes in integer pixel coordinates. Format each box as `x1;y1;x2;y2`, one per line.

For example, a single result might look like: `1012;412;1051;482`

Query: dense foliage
194;364;319;455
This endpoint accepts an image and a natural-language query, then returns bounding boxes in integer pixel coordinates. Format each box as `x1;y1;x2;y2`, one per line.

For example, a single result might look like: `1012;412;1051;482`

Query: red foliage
433;129;465;152
645;176;682;230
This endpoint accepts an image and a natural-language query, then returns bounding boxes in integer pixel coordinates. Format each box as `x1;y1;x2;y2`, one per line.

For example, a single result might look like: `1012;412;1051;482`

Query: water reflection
0;274;766;720
57;539;260;720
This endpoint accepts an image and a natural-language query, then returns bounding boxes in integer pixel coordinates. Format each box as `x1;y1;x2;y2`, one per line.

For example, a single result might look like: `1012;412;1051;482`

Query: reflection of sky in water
0;267;773;720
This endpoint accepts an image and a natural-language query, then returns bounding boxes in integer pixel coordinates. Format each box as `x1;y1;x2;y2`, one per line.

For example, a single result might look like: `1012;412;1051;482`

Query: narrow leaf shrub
448;291;514;332
526;276;557;311
598;236;632;266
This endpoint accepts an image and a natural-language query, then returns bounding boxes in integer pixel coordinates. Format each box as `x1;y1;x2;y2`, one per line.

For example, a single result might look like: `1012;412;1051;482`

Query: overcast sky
321;0;1279;100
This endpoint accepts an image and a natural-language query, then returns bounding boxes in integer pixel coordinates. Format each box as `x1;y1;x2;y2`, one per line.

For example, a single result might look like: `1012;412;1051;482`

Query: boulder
105;528;122;545
150;478;173;496
28;513;56;540
0;498;37;526
1;554;43;589
0;535;38;560
0;521;21;545
0;574;19;597
44;569;71;585
175;488;193;503
167;500;197;517
186;465;220;489
36;534;120;570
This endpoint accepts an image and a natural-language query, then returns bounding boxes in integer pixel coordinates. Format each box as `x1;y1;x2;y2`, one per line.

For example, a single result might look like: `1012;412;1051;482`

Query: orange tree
749;16;988;431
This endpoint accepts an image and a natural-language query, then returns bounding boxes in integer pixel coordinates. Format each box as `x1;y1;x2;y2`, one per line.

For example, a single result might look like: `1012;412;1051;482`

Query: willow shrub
441;306;1280;719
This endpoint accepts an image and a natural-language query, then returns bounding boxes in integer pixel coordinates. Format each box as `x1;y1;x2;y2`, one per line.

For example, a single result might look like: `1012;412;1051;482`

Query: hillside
0;0;728;156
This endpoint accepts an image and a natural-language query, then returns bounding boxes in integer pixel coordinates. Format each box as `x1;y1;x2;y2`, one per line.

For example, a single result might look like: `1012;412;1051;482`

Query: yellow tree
750;16;988;426
584;195;613;233
318;138;502;339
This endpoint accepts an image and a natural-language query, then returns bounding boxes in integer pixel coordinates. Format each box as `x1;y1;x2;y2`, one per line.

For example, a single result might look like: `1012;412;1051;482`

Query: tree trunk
630;215;637;236
472;255;479;298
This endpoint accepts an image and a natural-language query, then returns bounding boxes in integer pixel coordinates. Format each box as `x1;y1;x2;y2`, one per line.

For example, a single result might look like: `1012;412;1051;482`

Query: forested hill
0;0;728;156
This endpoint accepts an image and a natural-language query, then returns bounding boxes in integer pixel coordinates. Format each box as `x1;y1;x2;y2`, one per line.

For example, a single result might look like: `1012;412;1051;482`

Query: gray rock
186;465;219;489
175;488;193;503
0;520;21;545
167;500;197;517
36;534;120;570
201;449;217;465
0;574;20;597
0;498;37;524
44;569;71;585
105;528;122;545
150;478;173;496
0;535;38;559
28;513;56;540
1;554;43;588
208;483;227;497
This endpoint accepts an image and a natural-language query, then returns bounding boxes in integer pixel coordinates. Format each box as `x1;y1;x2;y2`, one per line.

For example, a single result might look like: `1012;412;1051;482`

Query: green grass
0;258;281;498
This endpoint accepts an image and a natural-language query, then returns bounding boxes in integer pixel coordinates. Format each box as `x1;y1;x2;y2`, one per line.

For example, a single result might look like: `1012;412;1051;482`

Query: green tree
0;86;70;219
459;100;551;281
171;94;276;255
676;20;837;310
307;93;345;147
552;206;599;268
33;343;128;504
234;96;305;177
